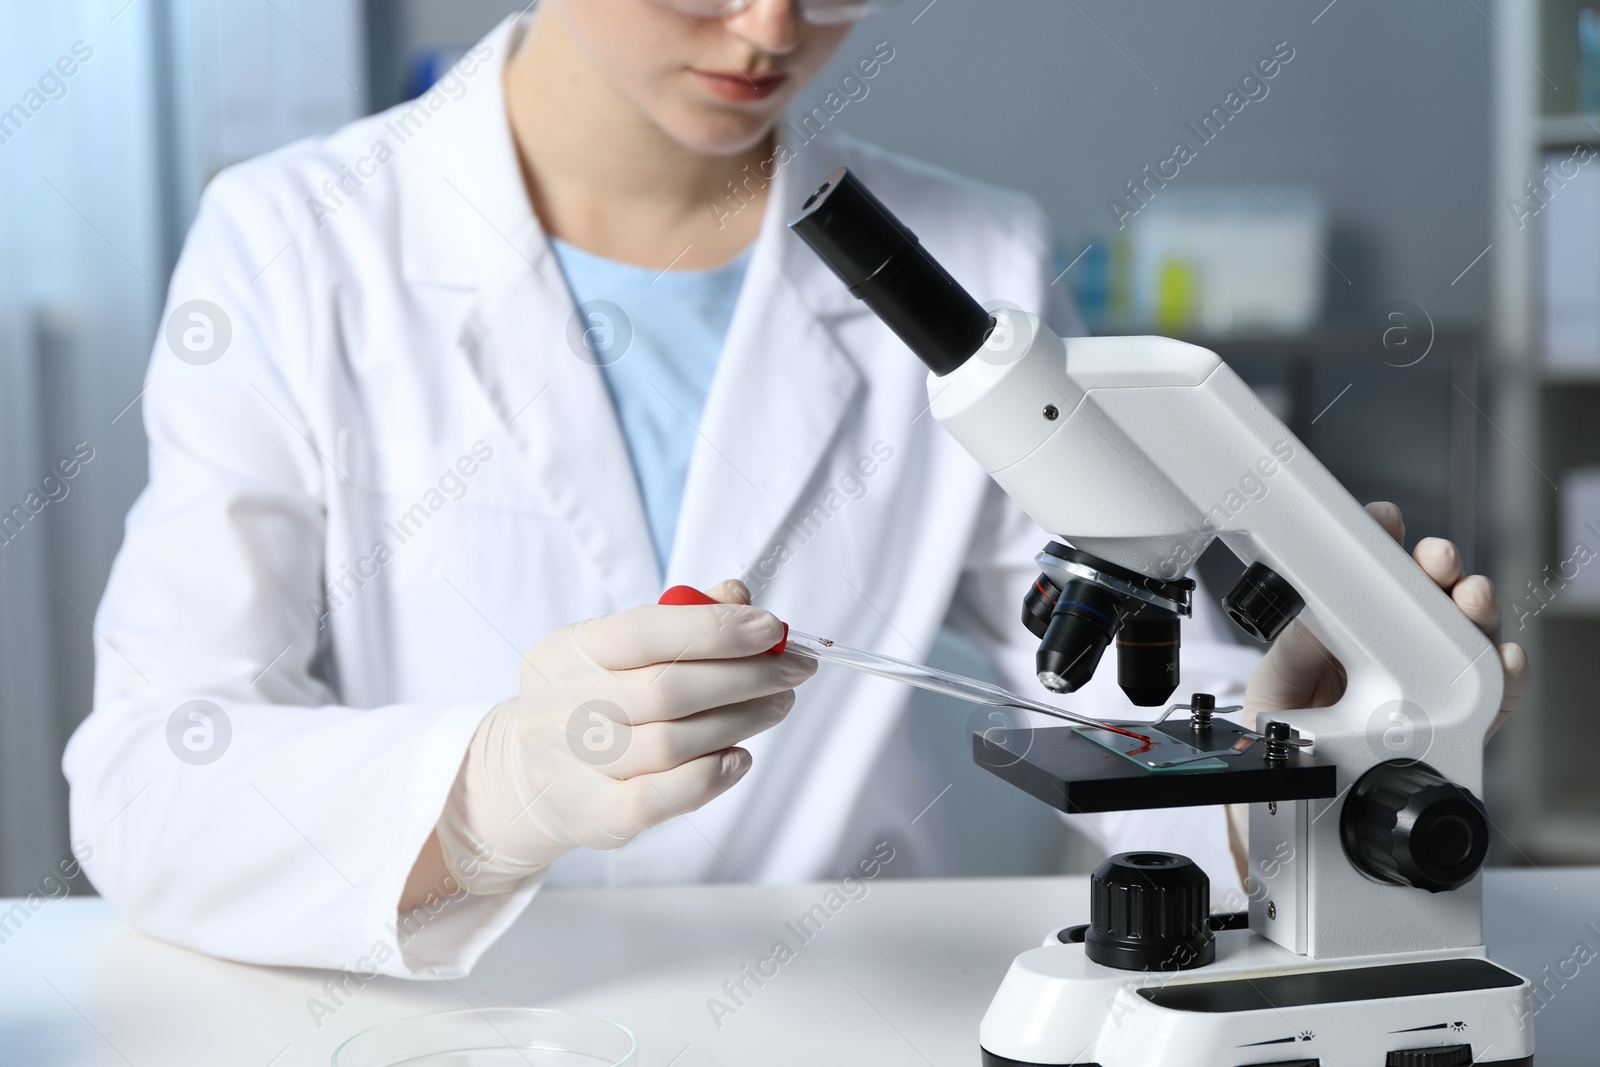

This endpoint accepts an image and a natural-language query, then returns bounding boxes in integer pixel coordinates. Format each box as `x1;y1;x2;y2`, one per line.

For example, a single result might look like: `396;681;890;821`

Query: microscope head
793;166;1205;706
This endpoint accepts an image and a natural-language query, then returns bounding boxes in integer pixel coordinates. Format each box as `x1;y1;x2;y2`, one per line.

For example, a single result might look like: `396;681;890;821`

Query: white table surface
2;868;1596;1066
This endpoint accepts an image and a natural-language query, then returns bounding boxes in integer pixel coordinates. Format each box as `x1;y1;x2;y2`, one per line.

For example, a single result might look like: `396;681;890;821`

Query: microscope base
979;928;1534;1067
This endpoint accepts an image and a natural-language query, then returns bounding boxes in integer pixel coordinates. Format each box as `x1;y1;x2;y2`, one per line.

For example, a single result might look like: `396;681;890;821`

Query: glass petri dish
332;1007;636;1067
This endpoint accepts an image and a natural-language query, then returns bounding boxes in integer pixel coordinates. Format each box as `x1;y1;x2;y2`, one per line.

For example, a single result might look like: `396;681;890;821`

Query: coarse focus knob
1222;562;1305;642
1385;1044;1473;1066
1085;852;1215;971
1341;760;1489;893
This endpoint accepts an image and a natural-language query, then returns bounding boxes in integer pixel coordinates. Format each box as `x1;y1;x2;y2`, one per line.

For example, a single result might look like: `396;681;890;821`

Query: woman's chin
655;104;782;158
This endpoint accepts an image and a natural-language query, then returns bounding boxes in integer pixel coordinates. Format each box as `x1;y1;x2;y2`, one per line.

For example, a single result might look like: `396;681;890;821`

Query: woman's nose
724;0;803;56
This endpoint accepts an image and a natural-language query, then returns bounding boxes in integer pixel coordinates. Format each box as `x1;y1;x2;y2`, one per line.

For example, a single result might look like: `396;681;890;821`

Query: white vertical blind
0;0;164;896
167;0;365;224
0;0;363;894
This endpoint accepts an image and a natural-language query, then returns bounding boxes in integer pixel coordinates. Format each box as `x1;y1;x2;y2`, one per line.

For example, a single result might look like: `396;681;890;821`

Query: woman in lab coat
64;1;1526;978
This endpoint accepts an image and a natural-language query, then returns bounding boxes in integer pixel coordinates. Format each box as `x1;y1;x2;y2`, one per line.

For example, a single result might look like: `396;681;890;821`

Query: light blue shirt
551;238;751;574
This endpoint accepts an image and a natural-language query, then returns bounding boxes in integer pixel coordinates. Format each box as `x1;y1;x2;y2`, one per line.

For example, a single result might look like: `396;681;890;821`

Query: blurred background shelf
1543;598;1600;617
1538;113;1600;146
1492;0;1600;867
1542;367;1600;383
1523;805;1600;860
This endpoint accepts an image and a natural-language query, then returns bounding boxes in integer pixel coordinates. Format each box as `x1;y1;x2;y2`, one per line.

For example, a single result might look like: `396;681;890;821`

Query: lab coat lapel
668;135;866;591
399;14;658;609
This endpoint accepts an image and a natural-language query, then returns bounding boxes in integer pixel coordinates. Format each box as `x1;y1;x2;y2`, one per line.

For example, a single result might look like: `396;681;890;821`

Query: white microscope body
949;318;1531;1067
790;168;1533;1067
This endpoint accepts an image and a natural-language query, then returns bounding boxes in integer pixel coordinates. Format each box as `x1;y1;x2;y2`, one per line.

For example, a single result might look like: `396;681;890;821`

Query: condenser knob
1341;760;1489;893
1085;852;1214;971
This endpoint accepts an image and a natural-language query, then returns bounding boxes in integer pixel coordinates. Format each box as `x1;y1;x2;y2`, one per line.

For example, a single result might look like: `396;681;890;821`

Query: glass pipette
657;586;1150;744
782;629;1152;743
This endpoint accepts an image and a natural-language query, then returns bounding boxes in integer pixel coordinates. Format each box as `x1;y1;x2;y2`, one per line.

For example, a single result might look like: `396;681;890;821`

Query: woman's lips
690;68;788;102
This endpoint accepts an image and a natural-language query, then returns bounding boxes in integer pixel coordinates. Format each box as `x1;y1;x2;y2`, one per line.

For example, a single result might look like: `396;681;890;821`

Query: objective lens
1036;580;1123;693
1022;573;1061;639
1116;611;1181;707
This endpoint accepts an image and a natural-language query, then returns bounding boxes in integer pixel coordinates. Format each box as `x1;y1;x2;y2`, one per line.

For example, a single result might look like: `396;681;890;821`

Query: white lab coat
64;15;1261;978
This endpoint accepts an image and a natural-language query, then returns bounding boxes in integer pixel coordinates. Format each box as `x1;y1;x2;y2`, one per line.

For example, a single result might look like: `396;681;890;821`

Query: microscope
791;170;1533;1067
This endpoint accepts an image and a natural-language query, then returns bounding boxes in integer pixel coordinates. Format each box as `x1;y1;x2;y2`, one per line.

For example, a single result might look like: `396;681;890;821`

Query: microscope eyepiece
788;167;994;377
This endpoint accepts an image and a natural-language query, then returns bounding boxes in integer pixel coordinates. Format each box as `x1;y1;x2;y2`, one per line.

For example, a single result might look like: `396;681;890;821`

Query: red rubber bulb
658;585;788;655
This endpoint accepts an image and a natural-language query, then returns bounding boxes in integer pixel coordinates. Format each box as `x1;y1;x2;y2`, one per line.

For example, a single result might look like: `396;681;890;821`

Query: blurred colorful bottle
1107;233;1134;330
1154;257;1198;333
407;47;468;100
1064;241;1110;332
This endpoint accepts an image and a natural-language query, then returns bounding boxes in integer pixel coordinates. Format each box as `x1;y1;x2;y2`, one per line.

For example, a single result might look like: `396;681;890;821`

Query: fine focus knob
1222;562;1305;642
1386;1044;1473;1066
1085;852;1215;971
1341;760;1489;893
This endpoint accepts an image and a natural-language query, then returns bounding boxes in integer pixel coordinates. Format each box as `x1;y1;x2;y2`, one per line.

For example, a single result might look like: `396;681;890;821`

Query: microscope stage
972;719;1337;813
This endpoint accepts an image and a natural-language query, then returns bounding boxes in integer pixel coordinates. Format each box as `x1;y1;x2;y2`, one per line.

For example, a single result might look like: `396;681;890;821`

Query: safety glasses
646;0;897;25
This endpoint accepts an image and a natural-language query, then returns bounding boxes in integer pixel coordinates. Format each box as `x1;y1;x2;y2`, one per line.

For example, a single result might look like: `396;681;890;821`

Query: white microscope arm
934;314;1502;959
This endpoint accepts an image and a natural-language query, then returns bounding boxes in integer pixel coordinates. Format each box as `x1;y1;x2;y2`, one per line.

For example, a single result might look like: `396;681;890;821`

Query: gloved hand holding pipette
433;580;814;894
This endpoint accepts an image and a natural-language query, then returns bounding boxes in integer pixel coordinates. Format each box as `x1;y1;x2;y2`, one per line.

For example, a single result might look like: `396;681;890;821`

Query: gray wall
814;0;1491;328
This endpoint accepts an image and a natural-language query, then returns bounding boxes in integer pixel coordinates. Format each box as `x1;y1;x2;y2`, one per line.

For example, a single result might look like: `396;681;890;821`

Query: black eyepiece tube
788;167;994;376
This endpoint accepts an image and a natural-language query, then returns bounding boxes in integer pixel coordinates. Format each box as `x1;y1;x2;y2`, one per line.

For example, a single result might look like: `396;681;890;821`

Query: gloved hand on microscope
1245;501;1530;731
1224;500;1532;882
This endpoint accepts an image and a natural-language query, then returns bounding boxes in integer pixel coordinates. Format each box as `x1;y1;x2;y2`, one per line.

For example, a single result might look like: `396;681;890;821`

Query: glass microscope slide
1073;725;1229;773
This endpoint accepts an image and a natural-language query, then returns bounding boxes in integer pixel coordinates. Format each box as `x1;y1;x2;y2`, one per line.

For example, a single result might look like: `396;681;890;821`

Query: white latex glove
436;579;814;893
1241;502;1530;731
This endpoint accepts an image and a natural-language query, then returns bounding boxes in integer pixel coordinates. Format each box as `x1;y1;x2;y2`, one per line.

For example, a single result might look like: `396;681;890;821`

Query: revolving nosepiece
1030;543;1194;705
